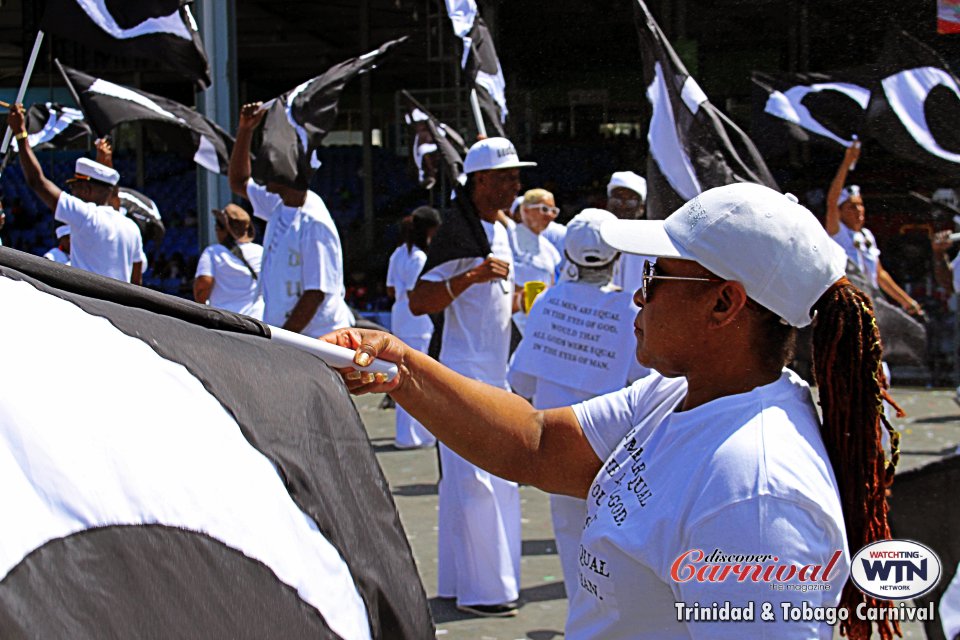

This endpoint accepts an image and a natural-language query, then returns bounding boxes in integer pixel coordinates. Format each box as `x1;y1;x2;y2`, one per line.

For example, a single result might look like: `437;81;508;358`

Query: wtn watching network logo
850;539;942;600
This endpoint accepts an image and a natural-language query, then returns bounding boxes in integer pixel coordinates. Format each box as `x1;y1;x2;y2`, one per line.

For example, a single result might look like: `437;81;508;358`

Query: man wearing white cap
327;182;902;639
8;104;142;284
43;226;71;265
607;171;652;299
407;136;535;617
508;208;646;601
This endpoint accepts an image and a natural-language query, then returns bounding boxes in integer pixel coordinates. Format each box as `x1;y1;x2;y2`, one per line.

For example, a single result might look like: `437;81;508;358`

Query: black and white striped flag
866;30;960;175
11;102;90;152
41;0;211;89
751;70;870;157
253;37;407;190
634;0;778;219
0;248;432;639
58;63;233;175
444;0;507;136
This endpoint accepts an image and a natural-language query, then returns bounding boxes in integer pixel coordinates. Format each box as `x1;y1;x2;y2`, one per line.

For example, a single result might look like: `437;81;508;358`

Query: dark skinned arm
194;275;215;304
228;102;265;198
282;289;325;333
8;104;61;211
408;256;510;315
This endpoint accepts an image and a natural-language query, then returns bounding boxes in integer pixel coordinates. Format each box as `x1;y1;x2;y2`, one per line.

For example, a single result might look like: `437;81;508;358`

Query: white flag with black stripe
444;0;508;136
0;248;432;639
41;0;210;89
634;0;778;219
866;29;960;175
58;63;233;175
253;37;407;190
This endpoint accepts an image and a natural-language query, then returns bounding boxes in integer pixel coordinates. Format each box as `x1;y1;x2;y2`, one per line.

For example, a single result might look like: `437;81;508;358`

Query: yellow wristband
15;131;28;140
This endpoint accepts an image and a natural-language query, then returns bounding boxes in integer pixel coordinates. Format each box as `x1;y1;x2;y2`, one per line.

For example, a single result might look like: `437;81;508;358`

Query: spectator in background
8;104;142;285
43;226;71;265
193;205;264;319
511;189;562;336
229;102;352;337
607;171;650;296
386;205;442;449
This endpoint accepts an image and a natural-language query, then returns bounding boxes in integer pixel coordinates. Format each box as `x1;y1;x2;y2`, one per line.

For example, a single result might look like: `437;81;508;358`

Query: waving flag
253;37;407;190
41;0;210;89
400;90;469;190
751;71;870;155
10;102;90;152
634;0;777;219
0;248;432;639
444;0;507;136
866;30;960;175
58;63;233;174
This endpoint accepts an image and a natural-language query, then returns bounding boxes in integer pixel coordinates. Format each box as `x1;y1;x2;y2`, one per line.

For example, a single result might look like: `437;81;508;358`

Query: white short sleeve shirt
195;242;265;319
387;245;433;340
55;192;143;282
246;180;352;337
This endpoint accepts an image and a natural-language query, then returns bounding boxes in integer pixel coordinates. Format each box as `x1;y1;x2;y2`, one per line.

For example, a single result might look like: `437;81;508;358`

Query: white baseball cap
565;208;619;267
837;185;860;206
463;137;536;174
55;225;71;239
607;171;647;201
67;157;120;186
599;183;847;328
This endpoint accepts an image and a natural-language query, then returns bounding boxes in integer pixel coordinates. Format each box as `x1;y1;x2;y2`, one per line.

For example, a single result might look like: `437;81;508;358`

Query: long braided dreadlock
812;277;902;640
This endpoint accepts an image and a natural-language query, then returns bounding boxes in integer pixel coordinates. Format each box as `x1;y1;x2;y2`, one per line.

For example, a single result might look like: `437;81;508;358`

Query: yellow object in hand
523;281;547;314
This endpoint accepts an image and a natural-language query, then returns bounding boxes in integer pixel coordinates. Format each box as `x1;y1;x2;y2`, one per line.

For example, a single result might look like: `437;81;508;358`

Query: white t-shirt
567;370;849;640
246;180;352;337
831;222;880;289
43;246;70;265
195;242;265;319
55;193;143;283
387;245;433;340
421;219;514;384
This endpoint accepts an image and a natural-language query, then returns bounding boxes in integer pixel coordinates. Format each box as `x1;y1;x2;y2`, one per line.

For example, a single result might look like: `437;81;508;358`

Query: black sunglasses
639;259;723;304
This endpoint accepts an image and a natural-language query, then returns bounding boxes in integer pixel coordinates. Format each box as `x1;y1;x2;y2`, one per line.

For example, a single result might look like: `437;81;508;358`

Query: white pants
550;493;585;600
437;443;521;605
394;335;436;448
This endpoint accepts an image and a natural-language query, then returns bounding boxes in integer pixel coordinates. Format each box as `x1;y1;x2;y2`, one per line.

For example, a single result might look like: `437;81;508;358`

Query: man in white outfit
228;102;352;337
408;137;535;617
43;226;71;265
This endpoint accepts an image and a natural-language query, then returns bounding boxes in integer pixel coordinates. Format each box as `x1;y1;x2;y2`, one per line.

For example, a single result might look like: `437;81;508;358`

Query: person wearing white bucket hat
324;183;901;639
406;136;535;617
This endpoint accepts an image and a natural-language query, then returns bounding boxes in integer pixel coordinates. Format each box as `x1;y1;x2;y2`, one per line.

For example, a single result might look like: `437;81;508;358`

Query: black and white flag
58;63;233;175
41;0;211;89
400;90;469;190
119;187;166;244
253;37;407;190
0;248;432;639
866;30;960;175
444;0;507;136
634;0;778;219
11;102;91;152
751;71;870;155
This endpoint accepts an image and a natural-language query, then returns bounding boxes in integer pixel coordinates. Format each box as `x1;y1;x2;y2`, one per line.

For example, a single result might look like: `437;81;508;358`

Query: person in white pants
386;206;441;448
508;208;648;600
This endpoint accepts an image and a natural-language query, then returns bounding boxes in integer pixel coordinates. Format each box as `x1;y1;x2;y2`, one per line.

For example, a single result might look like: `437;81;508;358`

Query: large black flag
634;0;778;219
58;63;233;175
0;248;432;639
253;37;407;190
444;0;507;136
41;0;210;89
866;29;960;175
119;187;166;245
751;71;870;157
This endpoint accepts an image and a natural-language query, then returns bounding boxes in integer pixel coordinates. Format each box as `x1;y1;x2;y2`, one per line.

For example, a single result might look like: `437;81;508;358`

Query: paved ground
354;385;960;639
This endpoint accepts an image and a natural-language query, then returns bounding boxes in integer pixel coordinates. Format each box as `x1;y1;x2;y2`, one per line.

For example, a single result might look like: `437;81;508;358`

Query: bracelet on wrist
444;278;456;300
15;131;28;140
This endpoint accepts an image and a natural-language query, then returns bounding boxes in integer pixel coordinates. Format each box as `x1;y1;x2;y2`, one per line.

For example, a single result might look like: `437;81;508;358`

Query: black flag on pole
866;29;960;175
0;248;433;639
400;90;469;190
634;0;778;219
751;71;870;157
40;0;211;89
2;102;92;170
119;187;166;245
444;0;507;136
252;37;407;190
57;63;233;175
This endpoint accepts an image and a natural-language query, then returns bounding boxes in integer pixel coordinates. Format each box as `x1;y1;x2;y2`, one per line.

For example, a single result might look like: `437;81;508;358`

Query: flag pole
0;31;45;157
268;326;399;380
469;88;487;138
